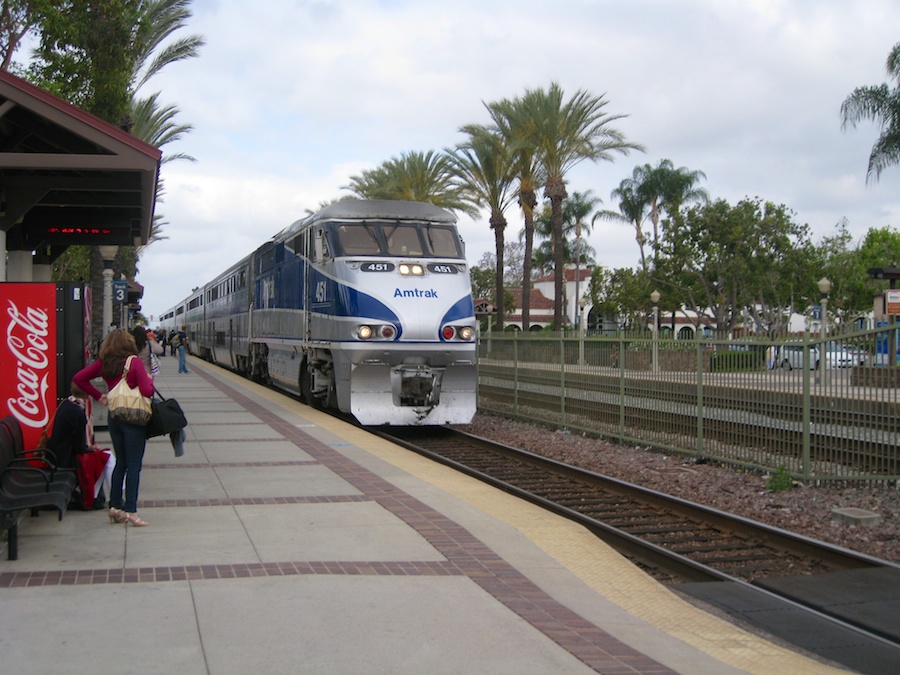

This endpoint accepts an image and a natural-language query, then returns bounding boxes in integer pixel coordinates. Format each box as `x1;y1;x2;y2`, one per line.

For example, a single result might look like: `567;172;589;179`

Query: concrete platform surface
0;355;847;674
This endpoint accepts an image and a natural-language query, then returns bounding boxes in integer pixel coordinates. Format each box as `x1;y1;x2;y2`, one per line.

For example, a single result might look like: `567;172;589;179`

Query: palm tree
131;91;195;163
841;41;900;182
344;150;479;217
131;0;206;94
524;82;643;329
447;124;517;330
486;95;545;331
630;159;708;269
533;201;598;267
603;171;650;271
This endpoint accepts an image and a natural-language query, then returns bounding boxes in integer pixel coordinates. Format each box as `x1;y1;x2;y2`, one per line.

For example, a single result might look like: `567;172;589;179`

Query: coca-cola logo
6;301;51;429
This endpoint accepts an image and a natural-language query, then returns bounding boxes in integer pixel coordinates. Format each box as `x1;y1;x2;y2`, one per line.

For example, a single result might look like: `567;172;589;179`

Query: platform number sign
113;280;128;303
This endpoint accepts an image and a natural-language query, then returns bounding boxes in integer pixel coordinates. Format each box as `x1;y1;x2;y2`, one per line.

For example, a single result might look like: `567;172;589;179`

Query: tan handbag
107;355;152;425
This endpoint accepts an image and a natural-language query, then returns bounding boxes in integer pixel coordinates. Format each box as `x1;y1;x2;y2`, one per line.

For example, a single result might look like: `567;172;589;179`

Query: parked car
780;343;819;370
824;342;861;368
780;342;860;370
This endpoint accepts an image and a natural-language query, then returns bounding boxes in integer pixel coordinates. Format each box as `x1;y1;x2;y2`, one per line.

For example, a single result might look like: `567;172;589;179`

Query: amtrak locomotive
158;200;477;426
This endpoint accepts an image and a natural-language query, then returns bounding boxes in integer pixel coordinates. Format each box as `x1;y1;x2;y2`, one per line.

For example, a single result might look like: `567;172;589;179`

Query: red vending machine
0;282;92;450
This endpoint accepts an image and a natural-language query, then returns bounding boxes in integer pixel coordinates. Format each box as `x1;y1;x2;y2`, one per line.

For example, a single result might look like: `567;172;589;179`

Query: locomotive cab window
425;226;462;258
334;224;380;256
384;225;423;256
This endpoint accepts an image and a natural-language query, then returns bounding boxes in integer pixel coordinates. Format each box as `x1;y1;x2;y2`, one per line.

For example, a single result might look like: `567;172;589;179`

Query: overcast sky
114;0;900;322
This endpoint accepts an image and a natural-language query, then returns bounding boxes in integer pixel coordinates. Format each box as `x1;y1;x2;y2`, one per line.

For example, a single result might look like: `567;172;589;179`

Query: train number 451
314;281;328;303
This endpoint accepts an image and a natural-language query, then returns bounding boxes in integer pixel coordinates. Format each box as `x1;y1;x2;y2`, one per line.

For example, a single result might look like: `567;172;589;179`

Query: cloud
132;0;900;320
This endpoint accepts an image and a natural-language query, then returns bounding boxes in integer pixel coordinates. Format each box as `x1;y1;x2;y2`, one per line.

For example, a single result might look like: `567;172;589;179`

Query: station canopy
0;69;161;265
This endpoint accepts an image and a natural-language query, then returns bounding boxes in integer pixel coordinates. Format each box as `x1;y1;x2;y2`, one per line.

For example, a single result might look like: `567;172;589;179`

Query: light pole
818;277;831;385
650;289;660;373
99;245;119;334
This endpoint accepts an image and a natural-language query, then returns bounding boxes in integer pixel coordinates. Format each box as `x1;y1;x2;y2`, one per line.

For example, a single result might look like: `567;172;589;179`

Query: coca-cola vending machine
1;282;92;450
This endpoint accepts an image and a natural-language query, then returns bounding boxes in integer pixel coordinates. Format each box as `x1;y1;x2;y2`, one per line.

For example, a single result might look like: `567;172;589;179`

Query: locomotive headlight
398;264;425;276
441;325;475;341
357;324;396;340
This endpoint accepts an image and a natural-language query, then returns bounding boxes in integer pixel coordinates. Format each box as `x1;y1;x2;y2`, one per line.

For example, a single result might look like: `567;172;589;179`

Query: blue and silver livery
159;200;477;425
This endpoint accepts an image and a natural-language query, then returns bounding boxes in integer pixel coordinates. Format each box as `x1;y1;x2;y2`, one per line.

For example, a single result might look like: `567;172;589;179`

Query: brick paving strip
0;369;673;674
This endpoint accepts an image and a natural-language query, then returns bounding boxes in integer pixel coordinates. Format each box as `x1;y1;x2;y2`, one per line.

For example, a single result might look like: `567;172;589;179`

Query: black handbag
145;391;188;439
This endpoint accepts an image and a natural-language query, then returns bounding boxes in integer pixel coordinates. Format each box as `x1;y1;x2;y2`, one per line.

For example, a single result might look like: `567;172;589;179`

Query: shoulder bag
145;390;188;439
107;355;152;426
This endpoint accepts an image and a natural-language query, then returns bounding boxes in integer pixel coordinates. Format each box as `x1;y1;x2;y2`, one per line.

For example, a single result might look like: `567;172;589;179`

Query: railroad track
379;426;892;584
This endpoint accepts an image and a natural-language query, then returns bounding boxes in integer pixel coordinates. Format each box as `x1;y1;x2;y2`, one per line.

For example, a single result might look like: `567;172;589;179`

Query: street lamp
99;245;119;333
650;289;661;373
818;277;831;385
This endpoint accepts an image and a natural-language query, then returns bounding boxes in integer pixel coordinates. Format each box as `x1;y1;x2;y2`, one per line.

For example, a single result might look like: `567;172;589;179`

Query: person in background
175;326;190;374
132;325;163;378
74;328;155;527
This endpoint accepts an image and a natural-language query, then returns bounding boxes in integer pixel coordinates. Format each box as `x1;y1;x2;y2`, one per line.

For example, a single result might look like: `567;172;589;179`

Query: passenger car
779;342;861;370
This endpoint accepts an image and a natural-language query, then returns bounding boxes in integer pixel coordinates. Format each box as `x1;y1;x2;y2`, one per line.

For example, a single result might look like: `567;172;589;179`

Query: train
157;199;477;426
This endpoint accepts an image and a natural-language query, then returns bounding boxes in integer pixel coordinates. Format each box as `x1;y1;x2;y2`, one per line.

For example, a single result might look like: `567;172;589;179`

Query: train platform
0;354;848;674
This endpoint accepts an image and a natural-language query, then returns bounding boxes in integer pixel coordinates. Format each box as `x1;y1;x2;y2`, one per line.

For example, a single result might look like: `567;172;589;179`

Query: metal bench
0;416;76;560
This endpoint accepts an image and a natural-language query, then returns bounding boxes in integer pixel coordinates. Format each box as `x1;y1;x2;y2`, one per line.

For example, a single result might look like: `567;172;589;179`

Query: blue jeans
107;416;147;513
178;345;189;373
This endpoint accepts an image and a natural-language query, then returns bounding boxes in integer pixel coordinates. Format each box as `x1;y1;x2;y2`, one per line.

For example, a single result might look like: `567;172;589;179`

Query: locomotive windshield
329;221;463;258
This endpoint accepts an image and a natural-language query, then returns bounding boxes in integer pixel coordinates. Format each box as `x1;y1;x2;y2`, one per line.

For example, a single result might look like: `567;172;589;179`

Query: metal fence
475;324;900;484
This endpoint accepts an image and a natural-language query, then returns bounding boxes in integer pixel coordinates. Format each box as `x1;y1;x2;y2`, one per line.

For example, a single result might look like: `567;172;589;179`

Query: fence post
802;330;812;482
560;335;567;428
513;332;519;416
696;328;704;456
618;330;626;435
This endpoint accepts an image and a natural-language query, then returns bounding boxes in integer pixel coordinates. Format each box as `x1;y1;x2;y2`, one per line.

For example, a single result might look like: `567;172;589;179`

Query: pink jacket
74;356;156;402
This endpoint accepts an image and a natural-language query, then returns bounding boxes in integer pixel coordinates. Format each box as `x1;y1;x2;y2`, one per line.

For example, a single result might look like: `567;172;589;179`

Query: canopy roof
0;69;161;264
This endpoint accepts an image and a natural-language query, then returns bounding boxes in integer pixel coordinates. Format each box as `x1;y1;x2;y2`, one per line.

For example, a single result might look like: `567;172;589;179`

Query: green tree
812;223;900;329
469;264;494;300
524;82;643;329
344;150;478;217
841;41;900;182
447;125;517;330
655;198;814;336
588;266;652;331
30;0;139;125
0;0;51;70
853;225;900;314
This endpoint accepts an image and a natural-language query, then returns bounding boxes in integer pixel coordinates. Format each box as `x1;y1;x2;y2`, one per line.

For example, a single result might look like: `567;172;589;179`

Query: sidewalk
0;353;843;674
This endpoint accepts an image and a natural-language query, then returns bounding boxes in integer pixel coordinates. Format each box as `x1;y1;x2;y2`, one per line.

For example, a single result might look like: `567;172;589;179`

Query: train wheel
299;360;317;407
251;344;270;384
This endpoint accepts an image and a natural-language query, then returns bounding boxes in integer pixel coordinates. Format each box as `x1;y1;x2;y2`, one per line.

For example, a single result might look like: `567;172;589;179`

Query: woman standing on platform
74;328;155;527
132;325;162;378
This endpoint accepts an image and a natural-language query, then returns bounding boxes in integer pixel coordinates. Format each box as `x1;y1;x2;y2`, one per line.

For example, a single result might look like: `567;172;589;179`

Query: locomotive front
308;201;477;426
